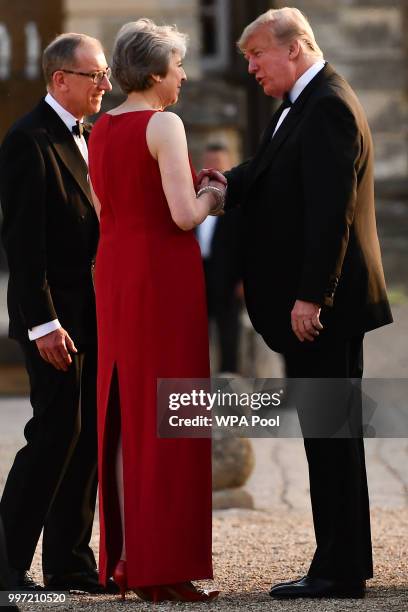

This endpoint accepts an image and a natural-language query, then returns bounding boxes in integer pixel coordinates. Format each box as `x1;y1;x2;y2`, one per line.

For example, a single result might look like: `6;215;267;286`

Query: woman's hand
208;178;226;192
199;176;226;191
197;168;227;189
202;179;226;216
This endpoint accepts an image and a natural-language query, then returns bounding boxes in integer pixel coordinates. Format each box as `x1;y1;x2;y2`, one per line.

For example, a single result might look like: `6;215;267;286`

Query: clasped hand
197;168;227;192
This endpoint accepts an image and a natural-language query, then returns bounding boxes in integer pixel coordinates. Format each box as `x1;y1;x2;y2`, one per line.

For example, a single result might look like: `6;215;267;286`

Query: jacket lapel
39;100;94;209
249;105;304;186
251;101;290;165
248;63;335;188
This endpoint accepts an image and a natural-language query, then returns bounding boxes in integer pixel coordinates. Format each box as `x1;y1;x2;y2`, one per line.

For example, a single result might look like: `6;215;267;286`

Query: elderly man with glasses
0;33;115;593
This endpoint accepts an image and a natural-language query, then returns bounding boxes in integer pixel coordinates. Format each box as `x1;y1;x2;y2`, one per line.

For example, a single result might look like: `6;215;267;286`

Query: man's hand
197;168;227;189
35;328;78;371
291;300;324;342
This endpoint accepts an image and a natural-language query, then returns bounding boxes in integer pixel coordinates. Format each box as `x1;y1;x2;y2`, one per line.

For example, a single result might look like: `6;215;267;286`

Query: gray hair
237;7;323;59
112;18;188;93
42;32;102;85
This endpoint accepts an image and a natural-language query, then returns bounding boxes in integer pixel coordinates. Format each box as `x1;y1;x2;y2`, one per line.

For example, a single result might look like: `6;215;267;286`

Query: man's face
244;26;297;99
60;41;112;118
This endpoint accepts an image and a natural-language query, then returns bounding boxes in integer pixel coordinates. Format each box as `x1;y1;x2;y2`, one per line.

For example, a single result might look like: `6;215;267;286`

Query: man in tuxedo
197;144;243;373
0;33;113;592
201;7;392;599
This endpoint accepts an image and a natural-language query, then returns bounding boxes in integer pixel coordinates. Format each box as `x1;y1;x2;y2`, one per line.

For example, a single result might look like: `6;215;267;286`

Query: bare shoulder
147;112;187;159
148;111;185;136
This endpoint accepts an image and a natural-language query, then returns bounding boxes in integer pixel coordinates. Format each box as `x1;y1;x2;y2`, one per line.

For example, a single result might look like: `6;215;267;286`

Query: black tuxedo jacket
0;99;99;345
225;63;392;353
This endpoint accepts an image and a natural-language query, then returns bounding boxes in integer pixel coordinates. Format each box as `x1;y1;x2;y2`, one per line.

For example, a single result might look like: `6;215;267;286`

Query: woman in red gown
88;19;225;602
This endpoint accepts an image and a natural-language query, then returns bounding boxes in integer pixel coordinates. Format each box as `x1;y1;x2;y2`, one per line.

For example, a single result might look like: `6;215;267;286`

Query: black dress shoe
9;569;43;591
44;570;118;594
269;575;366;599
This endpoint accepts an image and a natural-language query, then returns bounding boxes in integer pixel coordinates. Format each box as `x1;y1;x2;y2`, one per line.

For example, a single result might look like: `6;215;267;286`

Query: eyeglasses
58;67;112;84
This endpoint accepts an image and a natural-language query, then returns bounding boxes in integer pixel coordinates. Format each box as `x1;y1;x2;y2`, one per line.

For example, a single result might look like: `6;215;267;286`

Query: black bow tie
281;93;292;110
72;121;91;137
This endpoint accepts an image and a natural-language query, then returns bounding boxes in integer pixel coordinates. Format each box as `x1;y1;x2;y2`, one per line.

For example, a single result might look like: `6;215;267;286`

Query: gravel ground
9;506;408;612
0;467;407;612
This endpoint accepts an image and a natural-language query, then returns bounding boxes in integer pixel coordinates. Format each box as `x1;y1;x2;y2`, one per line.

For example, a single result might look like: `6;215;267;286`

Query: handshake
196;168;228;216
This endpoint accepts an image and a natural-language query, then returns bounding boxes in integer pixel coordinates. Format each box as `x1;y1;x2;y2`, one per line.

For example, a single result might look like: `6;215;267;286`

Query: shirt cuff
28;319;61;341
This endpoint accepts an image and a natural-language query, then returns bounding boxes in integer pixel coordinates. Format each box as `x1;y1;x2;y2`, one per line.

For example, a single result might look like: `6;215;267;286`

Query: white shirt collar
44;92;88;164
44;92;80;133
289;59;326;104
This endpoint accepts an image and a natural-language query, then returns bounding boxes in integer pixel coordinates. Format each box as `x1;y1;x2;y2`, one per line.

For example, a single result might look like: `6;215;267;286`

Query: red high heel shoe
134;585;173;603
165;581;219;602
113;560;127;600
113;562;172;603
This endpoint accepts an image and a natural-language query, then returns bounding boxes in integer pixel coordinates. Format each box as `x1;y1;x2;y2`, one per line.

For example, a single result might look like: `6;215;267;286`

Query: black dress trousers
0;341;98;574
282;333;373;580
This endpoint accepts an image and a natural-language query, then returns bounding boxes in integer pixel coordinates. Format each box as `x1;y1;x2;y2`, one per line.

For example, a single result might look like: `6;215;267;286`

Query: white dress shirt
28;94;89;341
272;60;326;137
44;93;88;163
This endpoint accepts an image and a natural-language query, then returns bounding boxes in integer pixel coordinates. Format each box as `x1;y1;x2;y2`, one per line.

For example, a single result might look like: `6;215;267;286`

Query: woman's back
89;110;207;368
90;110;183;234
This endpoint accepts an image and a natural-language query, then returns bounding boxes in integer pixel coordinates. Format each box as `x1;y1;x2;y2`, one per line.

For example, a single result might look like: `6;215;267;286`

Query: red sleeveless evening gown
88;111;213;587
